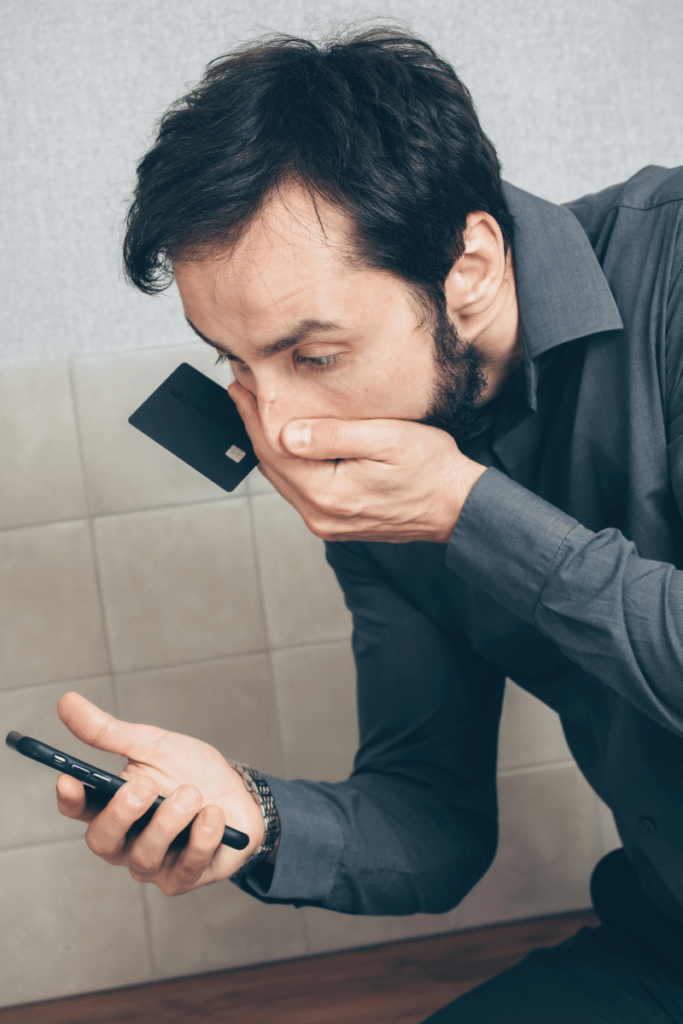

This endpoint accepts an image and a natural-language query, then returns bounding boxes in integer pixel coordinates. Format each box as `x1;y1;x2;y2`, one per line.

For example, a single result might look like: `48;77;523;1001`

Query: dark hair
123;26;512;307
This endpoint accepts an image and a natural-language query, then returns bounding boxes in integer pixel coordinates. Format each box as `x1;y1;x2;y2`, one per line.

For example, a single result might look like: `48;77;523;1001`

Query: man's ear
443;212;507;323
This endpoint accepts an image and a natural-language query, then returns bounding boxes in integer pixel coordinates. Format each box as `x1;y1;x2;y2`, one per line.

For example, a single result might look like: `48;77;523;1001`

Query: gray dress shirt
239;165;683;926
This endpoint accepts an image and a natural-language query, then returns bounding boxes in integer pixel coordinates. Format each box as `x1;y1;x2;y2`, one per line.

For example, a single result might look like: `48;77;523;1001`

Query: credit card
128;363;258;492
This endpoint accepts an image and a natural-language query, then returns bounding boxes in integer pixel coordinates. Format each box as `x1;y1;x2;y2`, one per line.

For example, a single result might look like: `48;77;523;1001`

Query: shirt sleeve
446;463;683;738
447;243;683;738
236;541;504;916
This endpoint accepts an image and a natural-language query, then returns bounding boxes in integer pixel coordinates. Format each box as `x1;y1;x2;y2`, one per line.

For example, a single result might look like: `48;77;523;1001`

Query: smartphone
6;731;249;851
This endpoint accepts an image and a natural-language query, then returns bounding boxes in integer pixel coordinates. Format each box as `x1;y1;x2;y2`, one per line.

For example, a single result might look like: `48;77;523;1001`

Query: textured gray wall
1;0;681;365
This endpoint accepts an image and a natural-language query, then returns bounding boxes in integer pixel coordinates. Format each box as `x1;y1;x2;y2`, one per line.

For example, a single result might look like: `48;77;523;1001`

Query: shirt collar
502;181;624;409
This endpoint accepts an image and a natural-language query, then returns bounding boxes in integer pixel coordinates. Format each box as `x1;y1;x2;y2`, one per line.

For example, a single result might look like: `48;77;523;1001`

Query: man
57;27;683;1021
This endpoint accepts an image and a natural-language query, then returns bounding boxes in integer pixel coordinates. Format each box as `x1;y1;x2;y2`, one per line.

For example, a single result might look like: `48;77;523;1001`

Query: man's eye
295;353;342;371
215;353;247;371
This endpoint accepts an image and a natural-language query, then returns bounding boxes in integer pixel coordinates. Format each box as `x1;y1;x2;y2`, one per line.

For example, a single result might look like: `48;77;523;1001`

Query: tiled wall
0;341;621;1008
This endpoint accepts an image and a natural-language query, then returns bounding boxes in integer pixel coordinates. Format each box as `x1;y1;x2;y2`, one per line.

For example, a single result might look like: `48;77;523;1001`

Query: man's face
174;186;485;454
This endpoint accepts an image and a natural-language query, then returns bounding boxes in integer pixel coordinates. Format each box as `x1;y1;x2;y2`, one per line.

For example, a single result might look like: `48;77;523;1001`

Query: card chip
226;444;246;463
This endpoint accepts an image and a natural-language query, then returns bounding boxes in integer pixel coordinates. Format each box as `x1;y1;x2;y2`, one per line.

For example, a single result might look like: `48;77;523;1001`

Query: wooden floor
1;911;597;1024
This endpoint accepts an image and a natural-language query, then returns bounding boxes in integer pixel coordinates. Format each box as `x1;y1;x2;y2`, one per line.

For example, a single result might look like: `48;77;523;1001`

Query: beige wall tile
247;469;276;494
271;642;358;782
497;680;572;770
0;361;87;529
303;904;462;956
0;520;109;689
251;493;352;648
94;499;266;672
0;677;123;849
0;840;151;1008
144;880;307;979
116;654;285;778
597;797;622;855
71;343;248;514
457;764;601;929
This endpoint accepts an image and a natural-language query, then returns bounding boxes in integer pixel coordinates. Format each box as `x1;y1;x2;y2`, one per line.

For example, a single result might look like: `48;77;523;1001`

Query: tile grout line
0;496;226;535
0;512;92;535
245;490;313;958
245;484;282;738
65;359;117;695
594;792;617;859
0;339;210;376
140;888;160;980
245;490;277;648
497;758;576;777
0;833;87;856
66;357;159;982
0;635;353;698
0;484;251;537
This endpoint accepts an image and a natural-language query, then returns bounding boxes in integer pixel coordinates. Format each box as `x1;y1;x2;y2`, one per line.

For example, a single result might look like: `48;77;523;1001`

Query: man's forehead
174;193;371;331
231;184;352;271
175;245;352;333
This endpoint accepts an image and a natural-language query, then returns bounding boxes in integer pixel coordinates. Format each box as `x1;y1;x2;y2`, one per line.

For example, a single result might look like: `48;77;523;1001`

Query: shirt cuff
446;467;580;622
234;775;344;905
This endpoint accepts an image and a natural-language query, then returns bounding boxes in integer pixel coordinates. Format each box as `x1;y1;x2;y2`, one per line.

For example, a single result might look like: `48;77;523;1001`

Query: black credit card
128;363;258;492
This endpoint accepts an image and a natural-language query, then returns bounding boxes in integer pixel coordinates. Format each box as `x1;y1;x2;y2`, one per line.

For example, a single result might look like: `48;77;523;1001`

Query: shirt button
638;816;656;835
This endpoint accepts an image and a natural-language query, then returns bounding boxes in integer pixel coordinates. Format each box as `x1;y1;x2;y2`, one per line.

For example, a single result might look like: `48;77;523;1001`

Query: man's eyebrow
185;316;236;357
185;316;343;359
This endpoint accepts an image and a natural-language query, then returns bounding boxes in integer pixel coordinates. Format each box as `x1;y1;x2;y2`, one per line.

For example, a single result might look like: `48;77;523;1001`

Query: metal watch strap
228;761;280;877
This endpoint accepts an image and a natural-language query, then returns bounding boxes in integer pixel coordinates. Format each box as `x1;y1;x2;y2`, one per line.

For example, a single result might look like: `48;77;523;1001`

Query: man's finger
167;804;227;891
84;775;159;860
56;773;90;820
228;382;264;447
126;785;203;878
280;417;408;462
58;691;165;761
56;772;110;819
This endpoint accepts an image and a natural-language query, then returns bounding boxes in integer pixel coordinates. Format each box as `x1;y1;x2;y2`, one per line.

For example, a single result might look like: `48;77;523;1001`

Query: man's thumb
281;417;402;462
281;421;313;453
57;691;150;759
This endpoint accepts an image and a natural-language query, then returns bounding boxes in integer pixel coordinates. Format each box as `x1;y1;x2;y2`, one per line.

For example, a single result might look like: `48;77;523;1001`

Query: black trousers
423;849;683;1023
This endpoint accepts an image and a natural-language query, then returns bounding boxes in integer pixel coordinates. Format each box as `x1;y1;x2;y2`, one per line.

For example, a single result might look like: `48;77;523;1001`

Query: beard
420;299;488;441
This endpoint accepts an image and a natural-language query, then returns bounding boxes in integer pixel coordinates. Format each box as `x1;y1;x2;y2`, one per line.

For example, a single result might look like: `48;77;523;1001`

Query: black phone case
6;731;249;851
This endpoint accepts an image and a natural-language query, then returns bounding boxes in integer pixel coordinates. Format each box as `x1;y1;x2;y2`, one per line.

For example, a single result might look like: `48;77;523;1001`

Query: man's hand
55;692;265;895
230;384;487;544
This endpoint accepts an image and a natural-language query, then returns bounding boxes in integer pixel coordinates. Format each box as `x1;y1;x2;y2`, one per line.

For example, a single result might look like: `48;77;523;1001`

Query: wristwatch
227;761;280;877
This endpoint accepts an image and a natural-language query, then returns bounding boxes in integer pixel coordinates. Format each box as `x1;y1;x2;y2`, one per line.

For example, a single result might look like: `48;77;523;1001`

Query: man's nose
256;387;293;456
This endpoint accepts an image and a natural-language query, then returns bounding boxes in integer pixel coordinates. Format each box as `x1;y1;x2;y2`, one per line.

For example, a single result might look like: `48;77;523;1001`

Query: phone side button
92;773;111;784
71;765;90;777
52;755;67;766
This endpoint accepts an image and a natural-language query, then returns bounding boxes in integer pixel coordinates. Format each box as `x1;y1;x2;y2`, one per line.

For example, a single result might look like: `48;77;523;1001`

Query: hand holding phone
45;693;266;896
7;731;249;850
